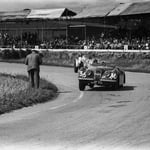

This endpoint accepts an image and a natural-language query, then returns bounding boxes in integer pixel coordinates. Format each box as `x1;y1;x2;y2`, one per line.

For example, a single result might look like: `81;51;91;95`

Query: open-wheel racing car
78;61;126;91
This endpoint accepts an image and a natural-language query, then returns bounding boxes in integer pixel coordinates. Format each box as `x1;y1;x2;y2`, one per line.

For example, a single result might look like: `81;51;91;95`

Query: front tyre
79;80;86;91
89;83;94;89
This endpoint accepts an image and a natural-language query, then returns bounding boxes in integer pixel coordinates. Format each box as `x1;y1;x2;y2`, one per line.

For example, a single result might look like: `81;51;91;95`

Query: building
0;2;150;48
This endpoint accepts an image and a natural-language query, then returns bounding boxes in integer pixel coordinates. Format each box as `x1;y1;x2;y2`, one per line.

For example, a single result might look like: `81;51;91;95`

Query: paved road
0;62;150;150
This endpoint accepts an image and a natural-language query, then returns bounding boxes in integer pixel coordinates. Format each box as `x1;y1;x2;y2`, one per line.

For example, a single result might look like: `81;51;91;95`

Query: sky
0;0;150;11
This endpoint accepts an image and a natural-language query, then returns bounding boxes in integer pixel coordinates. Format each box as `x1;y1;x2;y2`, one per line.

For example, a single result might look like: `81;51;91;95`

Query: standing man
25;50;42;88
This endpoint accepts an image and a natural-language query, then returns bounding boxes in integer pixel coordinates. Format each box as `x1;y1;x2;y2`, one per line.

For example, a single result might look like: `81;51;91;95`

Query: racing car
78;61;125;91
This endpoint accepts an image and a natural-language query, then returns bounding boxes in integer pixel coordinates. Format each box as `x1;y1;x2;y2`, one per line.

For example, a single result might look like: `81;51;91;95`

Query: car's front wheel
89;83;94;89
79;80;86;91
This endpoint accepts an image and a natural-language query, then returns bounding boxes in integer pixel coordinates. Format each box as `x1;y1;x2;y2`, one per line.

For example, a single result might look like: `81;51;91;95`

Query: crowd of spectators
0;31;150;50
38;35;150;50
0;32;38;49
75;36;150;50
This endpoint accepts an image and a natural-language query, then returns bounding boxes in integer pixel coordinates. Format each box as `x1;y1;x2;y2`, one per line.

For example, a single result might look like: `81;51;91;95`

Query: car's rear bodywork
78;63;125;91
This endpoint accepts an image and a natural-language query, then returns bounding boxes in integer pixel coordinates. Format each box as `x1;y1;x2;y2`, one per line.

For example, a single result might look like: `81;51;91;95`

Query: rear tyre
119;84;123;88
119;73;125;88
78;61;84;70
79;80;86;91
123;73;126;84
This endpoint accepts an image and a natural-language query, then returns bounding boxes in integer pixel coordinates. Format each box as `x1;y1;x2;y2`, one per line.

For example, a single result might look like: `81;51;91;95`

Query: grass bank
0;73;58;115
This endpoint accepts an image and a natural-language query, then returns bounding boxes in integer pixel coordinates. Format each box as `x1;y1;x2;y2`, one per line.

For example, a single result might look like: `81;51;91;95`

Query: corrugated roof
120;1;150;15
27;8;76;19
108;3;132;16
74;4;116;18
0;9;31;20
1;2;150;21
74;1;150;18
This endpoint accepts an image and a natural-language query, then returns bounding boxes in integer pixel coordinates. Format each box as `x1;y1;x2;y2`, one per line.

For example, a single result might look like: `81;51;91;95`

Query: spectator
25;50;42;88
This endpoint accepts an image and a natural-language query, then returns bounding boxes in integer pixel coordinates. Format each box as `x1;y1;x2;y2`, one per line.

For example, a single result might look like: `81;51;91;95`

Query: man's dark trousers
28;69;40;88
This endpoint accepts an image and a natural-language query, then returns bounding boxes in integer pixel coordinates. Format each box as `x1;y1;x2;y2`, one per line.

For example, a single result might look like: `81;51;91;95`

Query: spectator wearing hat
25;50;42;88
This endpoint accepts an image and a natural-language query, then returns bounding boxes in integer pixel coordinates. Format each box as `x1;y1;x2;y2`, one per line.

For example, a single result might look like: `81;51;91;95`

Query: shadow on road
87;85;135;92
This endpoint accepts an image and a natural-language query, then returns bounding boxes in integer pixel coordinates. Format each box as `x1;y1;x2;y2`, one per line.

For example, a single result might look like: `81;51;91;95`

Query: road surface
0;62;150;150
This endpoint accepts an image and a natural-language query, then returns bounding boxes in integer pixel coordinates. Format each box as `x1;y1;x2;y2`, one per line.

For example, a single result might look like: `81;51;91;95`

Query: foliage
0;73;58;114
0;49;31;59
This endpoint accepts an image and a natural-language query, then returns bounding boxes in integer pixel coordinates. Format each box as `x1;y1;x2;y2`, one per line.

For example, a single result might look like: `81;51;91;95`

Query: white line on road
73;91;84;103
50;91;84;110
0;91;84;124
49;104;67;110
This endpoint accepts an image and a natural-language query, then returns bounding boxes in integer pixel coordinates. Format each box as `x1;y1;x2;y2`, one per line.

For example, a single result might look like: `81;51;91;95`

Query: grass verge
0;73;58;115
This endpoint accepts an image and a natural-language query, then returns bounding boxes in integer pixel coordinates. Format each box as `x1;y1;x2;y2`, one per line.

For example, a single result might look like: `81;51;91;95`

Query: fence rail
36;49;150;53
1;47;150;53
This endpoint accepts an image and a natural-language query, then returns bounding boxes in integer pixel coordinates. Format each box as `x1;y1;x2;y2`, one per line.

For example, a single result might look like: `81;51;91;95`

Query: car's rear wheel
119;74;125;88
78;61;84;70
79;80;86;91
123;73;126;83
119;84;123;88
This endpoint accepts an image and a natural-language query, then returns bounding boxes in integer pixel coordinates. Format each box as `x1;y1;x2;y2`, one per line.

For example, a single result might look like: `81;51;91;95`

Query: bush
0;73;58;114
0;49;32;59
1;49;12;59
